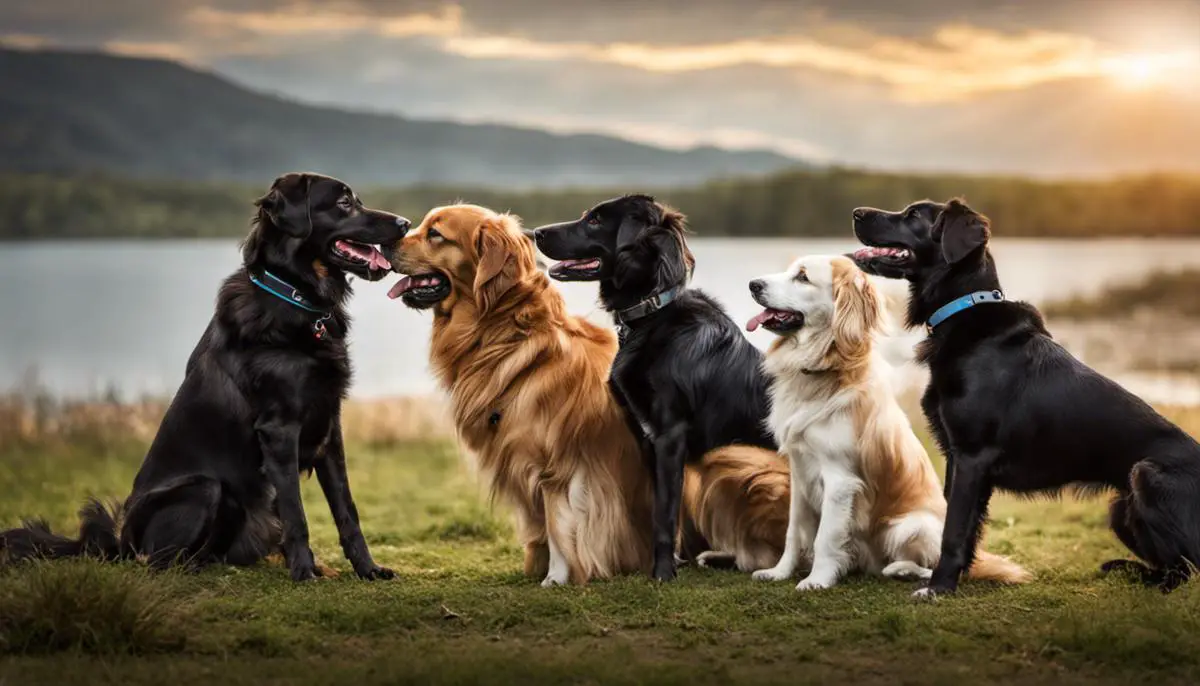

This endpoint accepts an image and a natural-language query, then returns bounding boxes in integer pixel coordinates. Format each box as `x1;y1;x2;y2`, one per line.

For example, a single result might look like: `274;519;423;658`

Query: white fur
752;255;944;592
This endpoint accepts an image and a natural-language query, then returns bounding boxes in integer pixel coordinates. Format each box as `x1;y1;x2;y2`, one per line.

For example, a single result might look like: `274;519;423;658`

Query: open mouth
548;257;604;281
332;239;391;273
387;272;451;308
851;245;911;263
746;308;805;333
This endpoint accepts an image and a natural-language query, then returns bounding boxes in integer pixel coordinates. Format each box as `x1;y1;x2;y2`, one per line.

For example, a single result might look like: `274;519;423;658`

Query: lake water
4;238;1200;402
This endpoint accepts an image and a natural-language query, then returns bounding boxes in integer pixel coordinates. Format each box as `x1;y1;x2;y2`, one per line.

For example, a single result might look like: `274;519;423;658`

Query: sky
3;0;1200;175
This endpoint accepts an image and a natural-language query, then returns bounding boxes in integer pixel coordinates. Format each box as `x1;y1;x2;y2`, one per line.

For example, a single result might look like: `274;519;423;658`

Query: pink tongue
387;276;413;299
367;248;390;271
746;310;774;332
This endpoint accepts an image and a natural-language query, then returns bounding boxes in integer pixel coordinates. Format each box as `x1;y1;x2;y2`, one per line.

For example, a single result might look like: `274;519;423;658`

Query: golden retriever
681;446;789;572
384;204;652;585
740;254;1030;591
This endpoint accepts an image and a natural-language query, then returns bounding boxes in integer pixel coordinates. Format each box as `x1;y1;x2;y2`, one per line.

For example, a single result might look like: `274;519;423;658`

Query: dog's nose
396;216;411;234
852;208;867;221
749;279;765;295
531;229;545;245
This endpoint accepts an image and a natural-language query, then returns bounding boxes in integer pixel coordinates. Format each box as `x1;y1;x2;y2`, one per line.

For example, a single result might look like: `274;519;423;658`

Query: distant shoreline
3;170;1199;241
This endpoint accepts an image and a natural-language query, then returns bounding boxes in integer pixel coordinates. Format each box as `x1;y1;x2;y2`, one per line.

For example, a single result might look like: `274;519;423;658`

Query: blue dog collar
249;270;326;313
248;269;335;340
927;290;1005;332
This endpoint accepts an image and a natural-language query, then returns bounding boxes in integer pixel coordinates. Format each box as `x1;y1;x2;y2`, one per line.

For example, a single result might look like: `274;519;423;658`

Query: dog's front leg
651;423;689;582
916;447;997;600
315;421;395;581
753;451;814;582
541;492;575;586
256;415;317;581
796;469;861;591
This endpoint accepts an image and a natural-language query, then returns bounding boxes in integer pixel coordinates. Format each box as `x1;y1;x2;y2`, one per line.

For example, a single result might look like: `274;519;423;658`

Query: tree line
2;169;1199;241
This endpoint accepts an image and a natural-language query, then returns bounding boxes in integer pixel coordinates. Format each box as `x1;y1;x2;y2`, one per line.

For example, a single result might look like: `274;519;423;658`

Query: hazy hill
0;48;804;187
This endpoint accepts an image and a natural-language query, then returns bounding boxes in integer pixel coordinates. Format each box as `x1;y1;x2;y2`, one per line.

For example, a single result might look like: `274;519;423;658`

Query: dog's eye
906;208;920;220
586;216;601;227
427;227;443;241
794;271;809;283
337;197;353;211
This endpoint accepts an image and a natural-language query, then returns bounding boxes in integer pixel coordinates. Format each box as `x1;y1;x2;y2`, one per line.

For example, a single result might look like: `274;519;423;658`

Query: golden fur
390;205;653;585
682;446;790;572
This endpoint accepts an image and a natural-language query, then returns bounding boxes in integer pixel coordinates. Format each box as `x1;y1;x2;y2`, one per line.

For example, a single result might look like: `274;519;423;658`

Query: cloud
103;40;200;64
0;34;52;49
440;24;1198;102
2;0;1198;173
162;3;1200;102
185;4;462;39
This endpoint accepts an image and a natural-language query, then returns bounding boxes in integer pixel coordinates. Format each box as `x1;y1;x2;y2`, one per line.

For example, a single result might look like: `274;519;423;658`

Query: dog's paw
752;567;791;582
795;575;834;592
289;564;319;582
356;565;396;581
882;561;933;581
540;573;568;588
314;561;341;579
912;585;954;602
696;551;737;570
911;587;938;602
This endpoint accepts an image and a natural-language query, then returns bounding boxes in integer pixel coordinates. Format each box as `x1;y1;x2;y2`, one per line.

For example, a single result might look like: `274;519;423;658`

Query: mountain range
0;48;806;187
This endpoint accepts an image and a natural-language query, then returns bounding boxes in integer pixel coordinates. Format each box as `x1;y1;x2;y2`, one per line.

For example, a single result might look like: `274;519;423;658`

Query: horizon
3;0;1198;176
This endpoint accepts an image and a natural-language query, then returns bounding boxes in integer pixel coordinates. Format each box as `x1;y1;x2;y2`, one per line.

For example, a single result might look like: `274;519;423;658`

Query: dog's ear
830;257;881;362
613;202;693;289
651;205;694;288
255;174;312;238
473;214;533;315
934;198;990;264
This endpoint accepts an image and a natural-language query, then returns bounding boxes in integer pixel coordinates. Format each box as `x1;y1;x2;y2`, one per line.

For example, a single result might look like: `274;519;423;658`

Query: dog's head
532;195;693;305
849;198;991;281
849;198;995;327
385;204;538;315
244;172;410;282
749;255;881;365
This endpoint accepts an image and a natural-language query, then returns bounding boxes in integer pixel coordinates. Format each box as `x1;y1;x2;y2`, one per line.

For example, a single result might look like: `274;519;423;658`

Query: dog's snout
532;228;545;244
852;208;868;221
395;216;411;234
749;279;766;295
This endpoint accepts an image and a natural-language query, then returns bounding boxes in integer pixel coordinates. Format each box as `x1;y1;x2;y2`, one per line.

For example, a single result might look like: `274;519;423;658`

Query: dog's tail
967;549;1032;584
0;498;124;564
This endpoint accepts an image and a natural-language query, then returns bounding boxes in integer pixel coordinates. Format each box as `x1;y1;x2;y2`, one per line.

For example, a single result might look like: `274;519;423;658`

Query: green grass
4;416;1200;685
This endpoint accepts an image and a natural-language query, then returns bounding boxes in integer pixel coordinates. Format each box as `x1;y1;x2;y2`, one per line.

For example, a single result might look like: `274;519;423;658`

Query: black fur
0;173;409;581
851;198;1200;596
533;195;774;581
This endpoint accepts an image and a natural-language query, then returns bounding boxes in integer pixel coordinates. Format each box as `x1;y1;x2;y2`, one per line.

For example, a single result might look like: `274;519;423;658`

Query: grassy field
3;403;1200;685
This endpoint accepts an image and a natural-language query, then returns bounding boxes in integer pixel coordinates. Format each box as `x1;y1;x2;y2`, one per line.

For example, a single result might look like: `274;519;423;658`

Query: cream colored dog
746;255;1029;591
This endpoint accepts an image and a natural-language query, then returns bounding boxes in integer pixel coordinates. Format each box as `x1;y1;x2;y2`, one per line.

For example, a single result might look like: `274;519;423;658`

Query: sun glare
1101;50;1200;90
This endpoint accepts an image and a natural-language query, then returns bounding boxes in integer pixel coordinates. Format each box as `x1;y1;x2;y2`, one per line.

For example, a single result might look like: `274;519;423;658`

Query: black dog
851;198;1200;597
0;173;409;581
533;195;775;581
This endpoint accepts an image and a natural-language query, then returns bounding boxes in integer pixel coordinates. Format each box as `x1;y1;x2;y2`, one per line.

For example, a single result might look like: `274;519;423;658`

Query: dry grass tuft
0;560;195;655
0;393;453;452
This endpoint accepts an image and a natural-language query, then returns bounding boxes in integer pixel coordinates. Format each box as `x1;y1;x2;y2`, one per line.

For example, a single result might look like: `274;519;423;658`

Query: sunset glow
1101;50;1200;90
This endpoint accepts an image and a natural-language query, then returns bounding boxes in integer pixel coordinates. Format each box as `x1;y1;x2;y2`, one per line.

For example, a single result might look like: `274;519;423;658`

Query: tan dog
386;205;652;585
741;254;1029;590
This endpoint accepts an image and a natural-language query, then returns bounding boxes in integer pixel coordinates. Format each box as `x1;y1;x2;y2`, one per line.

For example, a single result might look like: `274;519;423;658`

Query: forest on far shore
4;168;1199;240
